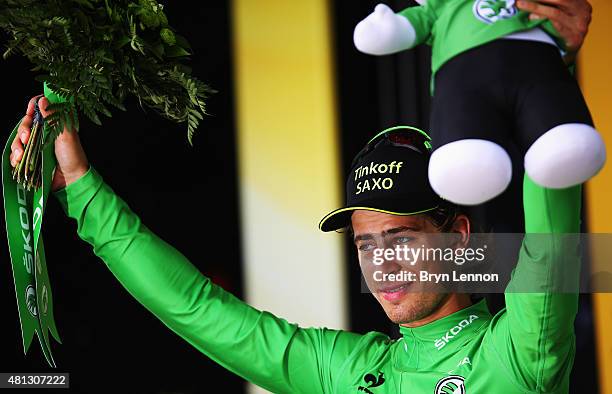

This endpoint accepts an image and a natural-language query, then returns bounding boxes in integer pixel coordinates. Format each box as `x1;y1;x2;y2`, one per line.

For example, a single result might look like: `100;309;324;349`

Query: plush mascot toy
354;0;606;205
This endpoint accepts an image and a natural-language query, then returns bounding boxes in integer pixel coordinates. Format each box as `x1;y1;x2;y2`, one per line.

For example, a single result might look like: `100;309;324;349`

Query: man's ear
450;214;471;248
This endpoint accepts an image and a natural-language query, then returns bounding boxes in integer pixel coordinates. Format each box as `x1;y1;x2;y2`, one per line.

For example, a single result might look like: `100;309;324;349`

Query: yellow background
580;0;612;392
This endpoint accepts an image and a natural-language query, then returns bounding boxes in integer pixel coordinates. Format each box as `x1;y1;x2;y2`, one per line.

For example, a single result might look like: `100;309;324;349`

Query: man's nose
377;256;402;274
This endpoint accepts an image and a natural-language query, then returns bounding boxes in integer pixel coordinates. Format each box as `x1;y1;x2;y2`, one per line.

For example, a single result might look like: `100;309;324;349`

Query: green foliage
0;0;212;145
160;28;174;46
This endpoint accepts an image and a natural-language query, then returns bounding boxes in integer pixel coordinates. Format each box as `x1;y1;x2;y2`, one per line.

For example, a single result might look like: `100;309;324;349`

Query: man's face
351;210;462;325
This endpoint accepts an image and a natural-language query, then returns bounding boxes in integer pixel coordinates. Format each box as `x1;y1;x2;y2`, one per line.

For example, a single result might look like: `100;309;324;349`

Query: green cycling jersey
54;167;581;393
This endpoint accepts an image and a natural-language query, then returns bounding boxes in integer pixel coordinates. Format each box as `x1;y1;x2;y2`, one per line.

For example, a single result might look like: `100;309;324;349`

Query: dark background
0;1;599;392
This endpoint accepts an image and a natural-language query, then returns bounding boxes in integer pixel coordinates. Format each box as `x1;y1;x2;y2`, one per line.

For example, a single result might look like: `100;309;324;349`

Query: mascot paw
353;3;416;55
525;123;606;188
429;139;512;205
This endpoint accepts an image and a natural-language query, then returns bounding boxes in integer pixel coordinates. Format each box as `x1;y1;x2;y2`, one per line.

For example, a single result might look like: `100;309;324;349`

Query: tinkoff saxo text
354;161;403;195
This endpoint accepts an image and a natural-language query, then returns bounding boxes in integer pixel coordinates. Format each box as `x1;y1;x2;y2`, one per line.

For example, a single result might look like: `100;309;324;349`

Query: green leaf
82;106;102;126
151;42;165;59
165;45;190;58
114;36;131;49
189;108;203;121
174;33;192;51
72;0;94;10
98;102;112;118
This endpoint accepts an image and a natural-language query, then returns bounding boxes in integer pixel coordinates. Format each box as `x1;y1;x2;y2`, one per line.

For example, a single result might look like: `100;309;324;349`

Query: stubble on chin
379;292;448;324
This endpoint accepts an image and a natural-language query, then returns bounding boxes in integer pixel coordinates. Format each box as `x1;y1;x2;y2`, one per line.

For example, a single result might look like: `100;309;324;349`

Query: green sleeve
53;166;363;393
397;4;436;47
490;174;580;392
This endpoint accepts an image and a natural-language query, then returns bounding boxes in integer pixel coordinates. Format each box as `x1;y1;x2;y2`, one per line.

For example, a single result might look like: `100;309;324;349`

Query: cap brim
318;204;440;232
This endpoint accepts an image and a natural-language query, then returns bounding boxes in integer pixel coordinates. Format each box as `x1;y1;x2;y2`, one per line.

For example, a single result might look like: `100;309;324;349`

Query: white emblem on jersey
473;0;518;24
435;375;466;394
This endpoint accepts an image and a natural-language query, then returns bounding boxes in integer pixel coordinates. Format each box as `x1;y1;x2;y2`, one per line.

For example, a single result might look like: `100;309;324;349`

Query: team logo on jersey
473;0;517;24
434;375;466;394
357;371;385;393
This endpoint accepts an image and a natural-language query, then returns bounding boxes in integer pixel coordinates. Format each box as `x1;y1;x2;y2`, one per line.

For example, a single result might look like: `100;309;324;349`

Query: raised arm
353;3;435;55
10;96;363;393
490;174;581;392
52;167;363;392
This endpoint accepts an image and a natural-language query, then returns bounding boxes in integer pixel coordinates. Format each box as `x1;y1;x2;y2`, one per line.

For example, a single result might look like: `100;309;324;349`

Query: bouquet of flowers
1;0;212;190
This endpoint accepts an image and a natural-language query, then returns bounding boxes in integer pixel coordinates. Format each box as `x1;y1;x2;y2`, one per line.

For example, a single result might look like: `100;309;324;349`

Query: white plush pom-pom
428;139;512;205
353;3;417;55
525;123;606;188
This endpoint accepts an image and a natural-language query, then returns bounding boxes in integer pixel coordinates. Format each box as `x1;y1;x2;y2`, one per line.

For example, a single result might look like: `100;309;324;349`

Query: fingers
26;95;41;117
10;94;43;167
516;0;592;53
20;95;44;143
517;0;565;21
9;149;19;167
20;94;45;143
521;0;592;15
516;0;592;25
38;96;52;118
17;115;32;144
519;0;563;9
9;124;27;167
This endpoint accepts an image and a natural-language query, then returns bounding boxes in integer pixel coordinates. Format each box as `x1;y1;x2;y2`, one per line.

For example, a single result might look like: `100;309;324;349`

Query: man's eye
394;236;413;244
358;243;376;252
